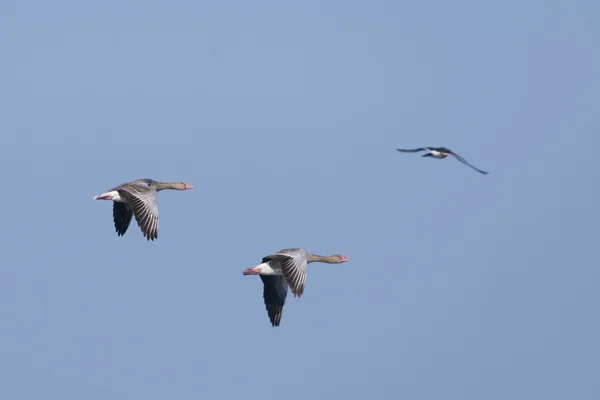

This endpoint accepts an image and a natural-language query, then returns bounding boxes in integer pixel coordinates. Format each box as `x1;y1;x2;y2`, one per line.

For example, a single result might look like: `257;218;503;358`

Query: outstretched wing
450;153;489;175
119;185;160;240
112;202;133;236
260;275;289;327
264;249;308;297
396;147;429;153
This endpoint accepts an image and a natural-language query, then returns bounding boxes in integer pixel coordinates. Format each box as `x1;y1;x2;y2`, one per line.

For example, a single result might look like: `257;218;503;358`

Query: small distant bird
396;147;489;174
243;248;350;327
93;179;194;240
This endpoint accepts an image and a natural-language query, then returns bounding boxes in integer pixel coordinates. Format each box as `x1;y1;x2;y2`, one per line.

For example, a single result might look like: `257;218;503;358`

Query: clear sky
1;1;599;399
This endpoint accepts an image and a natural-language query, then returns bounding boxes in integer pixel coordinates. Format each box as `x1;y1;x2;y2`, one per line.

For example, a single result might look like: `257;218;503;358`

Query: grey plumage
263;248;309;297
94;178;193;241
246;248;349;327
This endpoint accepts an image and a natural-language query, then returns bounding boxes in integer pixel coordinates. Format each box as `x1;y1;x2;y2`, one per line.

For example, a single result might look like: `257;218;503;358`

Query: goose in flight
93;179;194;240
396;147;489;174
243;248;350;327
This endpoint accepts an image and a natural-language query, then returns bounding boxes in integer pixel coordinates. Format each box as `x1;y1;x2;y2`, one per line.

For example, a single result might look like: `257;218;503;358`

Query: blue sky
1;1;599;399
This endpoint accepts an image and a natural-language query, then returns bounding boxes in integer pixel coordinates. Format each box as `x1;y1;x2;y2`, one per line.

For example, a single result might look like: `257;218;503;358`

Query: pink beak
243;267;260;275
340;255;350;262
185;183;194;189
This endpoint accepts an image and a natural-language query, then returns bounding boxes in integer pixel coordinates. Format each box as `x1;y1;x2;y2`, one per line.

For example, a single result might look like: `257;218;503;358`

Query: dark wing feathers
450;153;489;174
396;147;428;153
260;275;288;327
397;146;453;154
112;202;133;236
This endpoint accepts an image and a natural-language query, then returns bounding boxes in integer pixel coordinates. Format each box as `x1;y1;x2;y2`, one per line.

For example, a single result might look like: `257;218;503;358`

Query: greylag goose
243;248;350;327
93;179;194;240
396;147;489;174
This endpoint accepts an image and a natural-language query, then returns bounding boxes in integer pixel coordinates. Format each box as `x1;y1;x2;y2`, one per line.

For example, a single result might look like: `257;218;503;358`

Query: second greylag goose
93;179;194;240
243;248;350;327
396;147;489;174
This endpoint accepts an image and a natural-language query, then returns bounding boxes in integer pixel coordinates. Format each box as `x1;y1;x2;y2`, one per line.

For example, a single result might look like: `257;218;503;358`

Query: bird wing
112;202;133;236
264;249;308;297
396;147;429;153
260;275;289;327
118;184;160;240
450;153;489;175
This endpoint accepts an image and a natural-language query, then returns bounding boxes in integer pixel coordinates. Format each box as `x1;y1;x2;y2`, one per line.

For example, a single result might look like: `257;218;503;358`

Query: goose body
243;248;350;327
396;147;489;174
93;179;193;240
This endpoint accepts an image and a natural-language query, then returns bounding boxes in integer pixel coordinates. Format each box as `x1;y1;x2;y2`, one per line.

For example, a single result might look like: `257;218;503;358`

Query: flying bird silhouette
396;147;489;174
